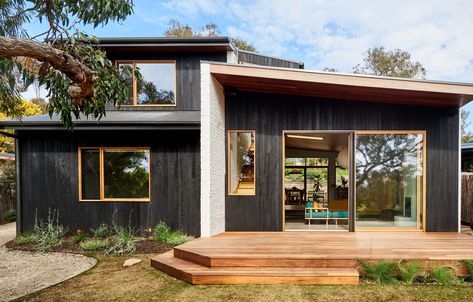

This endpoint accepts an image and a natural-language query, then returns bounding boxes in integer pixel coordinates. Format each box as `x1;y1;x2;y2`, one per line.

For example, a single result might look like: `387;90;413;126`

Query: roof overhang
209;63;473;107
0;111;200;130
98;36;234;53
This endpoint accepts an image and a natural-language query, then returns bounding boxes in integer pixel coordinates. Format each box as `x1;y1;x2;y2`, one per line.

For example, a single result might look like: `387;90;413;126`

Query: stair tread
152;251;359;277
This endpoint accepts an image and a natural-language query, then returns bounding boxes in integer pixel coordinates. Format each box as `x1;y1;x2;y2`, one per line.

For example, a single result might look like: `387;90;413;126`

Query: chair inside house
284;132;350;231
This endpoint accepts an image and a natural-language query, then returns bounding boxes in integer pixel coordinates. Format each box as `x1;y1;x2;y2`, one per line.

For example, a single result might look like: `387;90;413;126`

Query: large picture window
116;60;176;106
79;147;150;201
228;131;256;195
355;131;424;230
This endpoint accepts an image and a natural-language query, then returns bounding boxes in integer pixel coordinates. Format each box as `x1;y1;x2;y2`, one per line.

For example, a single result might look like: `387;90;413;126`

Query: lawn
16;253;473;302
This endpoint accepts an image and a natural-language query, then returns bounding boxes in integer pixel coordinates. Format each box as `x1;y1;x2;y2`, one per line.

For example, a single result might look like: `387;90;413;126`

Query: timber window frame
227;130;256;196
115;60;177;107
78;147;151;202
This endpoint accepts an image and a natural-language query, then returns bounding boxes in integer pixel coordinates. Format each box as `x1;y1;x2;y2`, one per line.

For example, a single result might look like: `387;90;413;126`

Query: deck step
174;247;358;268
151;251;359;285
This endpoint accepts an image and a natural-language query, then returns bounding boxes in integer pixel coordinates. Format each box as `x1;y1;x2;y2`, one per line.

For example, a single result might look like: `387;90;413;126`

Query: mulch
5;236;173;255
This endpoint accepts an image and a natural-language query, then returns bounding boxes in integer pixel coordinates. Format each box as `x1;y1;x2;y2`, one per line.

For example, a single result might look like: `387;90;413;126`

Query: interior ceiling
285;133;348;153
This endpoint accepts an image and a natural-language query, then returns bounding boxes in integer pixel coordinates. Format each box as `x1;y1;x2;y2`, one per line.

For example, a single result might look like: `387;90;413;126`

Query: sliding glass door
355;132;425;230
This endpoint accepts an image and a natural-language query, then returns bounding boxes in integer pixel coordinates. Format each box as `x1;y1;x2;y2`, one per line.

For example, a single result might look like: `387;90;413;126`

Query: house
0;36;472;238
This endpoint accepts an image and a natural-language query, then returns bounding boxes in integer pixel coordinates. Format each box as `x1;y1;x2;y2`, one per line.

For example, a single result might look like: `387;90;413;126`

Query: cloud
164;0;473;82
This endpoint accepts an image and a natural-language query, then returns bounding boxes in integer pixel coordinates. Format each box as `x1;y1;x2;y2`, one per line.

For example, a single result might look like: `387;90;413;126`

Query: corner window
228;131;256;195
79;147;150;201
116;60;176;106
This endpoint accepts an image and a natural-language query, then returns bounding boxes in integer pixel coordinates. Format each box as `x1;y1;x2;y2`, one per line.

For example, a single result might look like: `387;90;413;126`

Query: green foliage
153;221;193;246
33;209;68;252
30;97;47;113
3;209;16;222
398;261;422;284
461;110;473;144
353;47;426;79
105;212;136;255
16;232;35;245
358;260;397;284
70;229;86;244
91;223;110;239
460;259;473;277
0;0;134;129
431;266;458;285
80;239;109;251
230;37;256;52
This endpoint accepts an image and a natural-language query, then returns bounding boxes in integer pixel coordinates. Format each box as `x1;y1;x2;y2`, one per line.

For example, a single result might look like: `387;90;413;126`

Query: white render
200;63;226;237
227;50;237;64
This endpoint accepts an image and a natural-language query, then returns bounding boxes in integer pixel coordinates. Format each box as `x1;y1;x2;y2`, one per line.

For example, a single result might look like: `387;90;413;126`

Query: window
228;131;255;195
79;147;150;201
355;132;424;230
116;60;176;106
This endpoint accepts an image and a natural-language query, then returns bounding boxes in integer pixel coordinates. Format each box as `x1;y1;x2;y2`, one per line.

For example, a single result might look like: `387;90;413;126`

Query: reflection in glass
136;63;175;105
103;150;150;199
228;132;255;195
356;134;423;229
117;62;134;105
81;149;100;199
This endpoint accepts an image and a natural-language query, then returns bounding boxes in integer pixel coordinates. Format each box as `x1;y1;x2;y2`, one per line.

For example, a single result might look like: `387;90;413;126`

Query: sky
21;0;473;125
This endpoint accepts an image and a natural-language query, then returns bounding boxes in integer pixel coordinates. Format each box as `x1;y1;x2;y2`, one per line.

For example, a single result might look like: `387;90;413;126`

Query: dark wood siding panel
18;130;201;236
106;52;227;111
237;51;303;69
225;91;459;232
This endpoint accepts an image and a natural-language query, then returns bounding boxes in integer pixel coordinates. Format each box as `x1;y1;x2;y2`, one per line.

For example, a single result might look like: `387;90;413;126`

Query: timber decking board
151;251;360;285
174;232;473;263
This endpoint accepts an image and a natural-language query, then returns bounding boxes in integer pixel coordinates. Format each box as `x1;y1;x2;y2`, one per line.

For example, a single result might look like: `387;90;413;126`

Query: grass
80;239;109;251
358;260;397;284
17;254;473;302
431;266;458;285
398;261;422;284
153;221;193;246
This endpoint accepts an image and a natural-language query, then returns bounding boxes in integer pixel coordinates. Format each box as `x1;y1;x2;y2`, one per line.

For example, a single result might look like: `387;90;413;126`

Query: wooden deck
151;232;473;285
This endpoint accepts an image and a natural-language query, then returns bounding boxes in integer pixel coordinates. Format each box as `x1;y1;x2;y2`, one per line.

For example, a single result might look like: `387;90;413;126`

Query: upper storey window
117;60;176;106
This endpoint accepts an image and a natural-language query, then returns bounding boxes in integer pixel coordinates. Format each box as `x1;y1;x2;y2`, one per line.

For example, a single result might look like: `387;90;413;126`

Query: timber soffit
207;62;473;107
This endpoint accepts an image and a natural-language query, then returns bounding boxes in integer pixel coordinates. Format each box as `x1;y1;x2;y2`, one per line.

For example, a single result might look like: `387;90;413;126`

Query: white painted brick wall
200;63;226;237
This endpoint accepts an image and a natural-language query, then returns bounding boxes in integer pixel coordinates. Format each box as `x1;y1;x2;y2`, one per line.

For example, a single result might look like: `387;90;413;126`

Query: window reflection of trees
135;68;175;105
104;151;150;199
356;134;422;215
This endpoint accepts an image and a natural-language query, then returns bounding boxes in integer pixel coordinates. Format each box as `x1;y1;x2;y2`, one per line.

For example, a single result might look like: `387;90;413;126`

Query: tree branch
0;36;96;105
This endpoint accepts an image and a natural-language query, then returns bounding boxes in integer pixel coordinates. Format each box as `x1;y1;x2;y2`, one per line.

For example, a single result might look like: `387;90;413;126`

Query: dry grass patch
16;254;473;302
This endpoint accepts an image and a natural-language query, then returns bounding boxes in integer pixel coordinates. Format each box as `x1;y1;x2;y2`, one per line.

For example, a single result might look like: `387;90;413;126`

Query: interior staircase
151;243;360;285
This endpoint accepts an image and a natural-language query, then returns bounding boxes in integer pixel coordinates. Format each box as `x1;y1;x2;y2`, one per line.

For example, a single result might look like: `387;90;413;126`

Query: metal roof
0;111;200;130
97;36;234;51
462;141;473;150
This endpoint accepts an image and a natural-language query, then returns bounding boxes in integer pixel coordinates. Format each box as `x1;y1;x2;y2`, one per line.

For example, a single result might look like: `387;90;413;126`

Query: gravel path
0;222;97;302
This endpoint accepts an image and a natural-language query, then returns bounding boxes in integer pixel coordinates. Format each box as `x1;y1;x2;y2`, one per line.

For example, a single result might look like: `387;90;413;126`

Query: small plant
153;221;193;246
461;259;473;279
105;211;136;255
80;239;109;251
33;209;68;252
398;261;422;284
16;232;35;245
71;229;86;244
431;266;458;285
91;223;110;239
358;260;397;284
3;209;16;223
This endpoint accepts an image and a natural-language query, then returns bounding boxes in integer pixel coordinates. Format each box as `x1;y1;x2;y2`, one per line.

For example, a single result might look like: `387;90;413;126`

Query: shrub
398;261;422;284
80;239;109;251
106;224;136;255
3;209;16;223
16;232;35;245
461;259;473;279
431;266;458;285
358;260;397;284
70;230;86;244
153;221;193;246
33;209;68;252
91;223;110;239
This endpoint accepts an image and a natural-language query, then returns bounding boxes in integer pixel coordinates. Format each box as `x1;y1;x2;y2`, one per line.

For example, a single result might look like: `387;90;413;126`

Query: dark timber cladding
105;51;227;111
237;50;304;69
17;130;201;236
225;90;459;232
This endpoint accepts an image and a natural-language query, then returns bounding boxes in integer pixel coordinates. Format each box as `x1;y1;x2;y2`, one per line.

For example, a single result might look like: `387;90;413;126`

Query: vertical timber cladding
18;130;201;236
224;90;459;232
